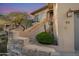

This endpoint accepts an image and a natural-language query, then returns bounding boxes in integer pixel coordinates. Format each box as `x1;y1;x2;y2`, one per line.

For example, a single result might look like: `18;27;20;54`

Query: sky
0;3;46;14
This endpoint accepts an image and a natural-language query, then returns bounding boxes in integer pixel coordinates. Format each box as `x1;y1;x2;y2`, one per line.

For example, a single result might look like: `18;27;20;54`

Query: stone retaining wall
7;31;57;56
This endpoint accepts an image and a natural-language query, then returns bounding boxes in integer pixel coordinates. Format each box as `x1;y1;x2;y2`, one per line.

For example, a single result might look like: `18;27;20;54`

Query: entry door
75;13;79;51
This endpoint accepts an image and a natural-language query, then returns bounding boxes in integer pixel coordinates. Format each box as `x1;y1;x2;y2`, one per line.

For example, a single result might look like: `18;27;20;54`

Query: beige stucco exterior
54;3;79;52
33;8;48;17
33;9;48;22
16;3;79;52
31;4;76;52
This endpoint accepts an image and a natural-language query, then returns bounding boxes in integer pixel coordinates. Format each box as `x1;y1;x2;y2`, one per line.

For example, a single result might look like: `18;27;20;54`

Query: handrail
19;18;48;37
29;19;48;32
26;18;48;32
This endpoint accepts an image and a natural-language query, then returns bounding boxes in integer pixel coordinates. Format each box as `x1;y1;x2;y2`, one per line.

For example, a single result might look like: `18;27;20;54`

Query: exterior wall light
66;8;73;18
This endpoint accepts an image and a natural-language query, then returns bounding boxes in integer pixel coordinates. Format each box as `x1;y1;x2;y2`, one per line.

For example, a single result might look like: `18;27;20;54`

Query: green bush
36;32;55;44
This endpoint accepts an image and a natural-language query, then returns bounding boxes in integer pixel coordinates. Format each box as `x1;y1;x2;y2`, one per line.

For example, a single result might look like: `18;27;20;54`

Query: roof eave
31;5;48;15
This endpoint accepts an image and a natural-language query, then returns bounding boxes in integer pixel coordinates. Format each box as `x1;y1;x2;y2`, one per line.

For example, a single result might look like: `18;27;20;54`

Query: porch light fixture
66;8;73;18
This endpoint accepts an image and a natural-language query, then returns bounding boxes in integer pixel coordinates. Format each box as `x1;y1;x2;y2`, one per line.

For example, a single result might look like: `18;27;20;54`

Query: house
31;5;48;22
8;3;79;54
30;5;51;37
31;3;79;52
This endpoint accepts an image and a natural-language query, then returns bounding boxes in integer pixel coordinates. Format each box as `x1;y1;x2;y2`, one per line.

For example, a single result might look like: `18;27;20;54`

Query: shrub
0;28;3;31
36;32;55;44
0;33;8;53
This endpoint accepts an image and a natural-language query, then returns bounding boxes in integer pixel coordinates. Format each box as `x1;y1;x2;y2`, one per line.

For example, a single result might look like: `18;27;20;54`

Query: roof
31;5;48;15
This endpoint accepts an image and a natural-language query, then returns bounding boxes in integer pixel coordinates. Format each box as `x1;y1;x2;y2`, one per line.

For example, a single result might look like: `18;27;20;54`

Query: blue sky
0;3;46;14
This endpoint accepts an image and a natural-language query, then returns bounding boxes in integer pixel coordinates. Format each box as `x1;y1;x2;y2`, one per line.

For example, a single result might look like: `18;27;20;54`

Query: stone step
23;44;56;56
9;49;22;56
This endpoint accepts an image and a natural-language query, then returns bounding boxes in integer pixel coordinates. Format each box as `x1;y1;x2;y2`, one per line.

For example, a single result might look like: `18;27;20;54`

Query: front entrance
74;13;79;51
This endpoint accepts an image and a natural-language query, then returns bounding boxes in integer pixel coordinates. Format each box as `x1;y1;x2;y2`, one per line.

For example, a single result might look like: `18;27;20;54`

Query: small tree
8;12;32;31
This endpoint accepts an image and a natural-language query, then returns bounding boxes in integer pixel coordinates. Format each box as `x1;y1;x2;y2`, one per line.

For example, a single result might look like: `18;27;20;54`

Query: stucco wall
55;3;79;52
33;9;48;21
